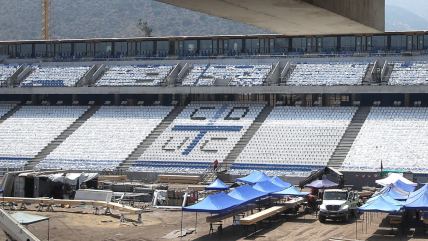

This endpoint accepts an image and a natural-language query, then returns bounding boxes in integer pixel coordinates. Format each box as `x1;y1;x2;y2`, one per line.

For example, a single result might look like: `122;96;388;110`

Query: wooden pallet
158;175;200;184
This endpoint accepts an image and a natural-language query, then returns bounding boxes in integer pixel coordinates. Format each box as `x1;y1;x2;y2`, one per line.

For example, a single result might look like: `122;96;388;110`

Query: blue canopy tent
182;192;243;213
272;186;311;197
269;176;292;189
374;184;409;201
365;193;405;206
357;195;402;213
228;185;268;203
252;180;284;193
403;184;428;210
181;192;244;234
236;171;271;185
205;179;230;191
393;179;416;193
305;176;338;189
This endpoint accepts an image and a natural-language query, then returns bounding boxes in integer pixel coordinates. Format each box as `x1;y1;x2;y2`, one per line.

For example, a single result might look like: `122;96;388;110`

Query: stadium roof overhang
155;0;385;35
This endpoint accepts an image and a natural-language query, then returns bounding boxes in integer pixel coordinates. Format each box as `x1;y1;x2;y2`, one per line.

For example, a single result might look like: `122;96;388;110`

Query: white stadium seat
128;101;266;174
341;107;428;172
230;106;357;177
96;65;174;86
0;106;89;168
182;63;273;86
0;64;20;86
36;106;173;171
288;62;370;86
21;66;91;87
389;61;428;85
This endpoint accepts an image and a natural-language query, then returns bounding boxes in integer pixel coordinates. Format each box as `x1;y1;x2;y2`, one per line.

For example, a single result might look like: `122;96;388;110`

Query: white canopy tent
375;173;417;187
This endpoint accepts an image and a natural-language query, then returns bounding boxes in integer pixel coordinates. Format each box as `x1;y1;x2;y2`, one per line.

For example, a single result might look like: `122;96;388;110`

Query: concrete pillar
31;94;38;104
405;93;410;107
322;94;328;107
305;0;385;32
301;94;307;106
114;94;121;106
158;94;164;105
72;94;78;103
351;94;357;104
33;177;40;198
312;94;318;106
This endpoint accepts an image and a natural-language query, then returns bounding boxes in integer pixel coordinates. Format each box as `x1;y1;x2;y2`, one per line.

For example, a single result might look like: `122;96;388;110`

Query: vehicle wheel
319;215;326;223
342;213;350;223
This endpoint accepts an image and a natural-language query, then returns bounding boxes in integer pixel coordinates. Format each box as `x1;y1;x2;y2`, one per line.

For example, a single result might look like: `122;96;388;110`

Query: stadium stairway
221;105;274;172
119;106;186;171
25;106;101;170
362;63;375;85
0;105;22;125
382;63;394;85
327;106;371;169
281;65;296;85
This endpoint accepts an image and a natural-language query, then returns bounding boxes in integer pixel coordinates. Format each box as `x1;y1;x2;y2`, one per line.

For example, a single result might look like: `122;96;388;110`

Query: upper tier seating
389;61;428;85
21;66;91;87
181;64;273;86
128;101;266;173
0;106;89;168
95;65;174;86
181;64;208;86
342;107;428;172
230;106;357;177
36;106;173;171
0;65;20;85
288;62;370;86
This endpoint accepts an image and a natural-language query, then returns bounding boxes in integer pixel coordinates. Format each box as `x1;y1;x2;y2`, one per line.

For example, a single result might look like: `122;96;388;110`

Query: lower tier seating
129;101;266;173
128;161;210;174
230;106;357;177
0;106;89;168
36;106;173;171
228;163;324;177
342;107;428;172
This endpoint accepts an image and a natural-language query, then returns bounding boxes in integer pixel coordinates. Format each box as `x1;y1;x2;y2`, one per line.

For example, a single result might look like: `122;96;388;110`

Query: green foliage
0;0;273;41
137;19;153;37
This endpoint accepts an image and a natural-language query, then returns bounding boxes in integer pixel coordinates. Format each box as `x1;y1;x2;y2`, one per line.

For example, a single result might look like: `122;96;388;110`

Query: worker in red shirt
213;159;219;171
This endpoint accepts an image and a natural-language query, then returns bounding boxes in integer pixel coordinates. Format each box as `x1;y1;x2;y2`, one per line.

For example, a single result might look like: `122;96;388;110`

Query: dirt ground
0;204;427;241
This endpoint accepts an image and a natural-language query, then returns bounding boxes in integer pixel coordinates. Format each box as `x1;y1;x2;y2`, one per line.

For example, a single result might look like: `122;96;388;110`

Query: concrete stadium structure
155;0;385;35
1;30;428;189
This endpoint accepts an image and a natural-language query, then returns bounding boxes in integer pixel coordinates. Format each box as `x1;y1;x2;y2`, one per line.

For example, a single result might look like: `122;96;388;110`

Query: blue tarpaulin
252;180;284;193
393;179;416;193
269;176;292;189
272;186;311;197
403;184;428;210
182;192;243;213
205;179;230;191
357;195;402;213
305;176;338;189
236;171;271;185
228;185;268;203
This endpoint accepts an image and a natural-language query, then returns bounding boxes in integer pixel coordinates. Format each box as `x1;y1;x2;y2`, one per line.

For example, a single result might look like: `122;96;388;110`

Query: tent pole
355;213;357;240
48;219;50;241
195;212;197;234
180;210;183;237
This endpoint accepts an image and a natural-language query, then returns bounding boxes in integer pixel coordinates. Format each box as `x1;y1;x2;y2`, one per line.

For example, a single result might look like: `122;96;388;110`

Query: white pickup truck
318;189;359;223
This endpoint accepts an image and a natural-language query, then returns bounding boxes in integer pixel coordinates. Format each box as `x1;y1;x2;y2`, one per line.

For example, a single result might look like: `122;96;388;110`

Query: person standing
213;159;218;171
